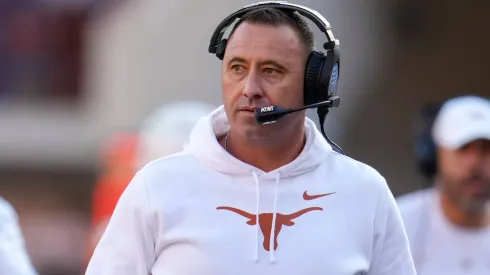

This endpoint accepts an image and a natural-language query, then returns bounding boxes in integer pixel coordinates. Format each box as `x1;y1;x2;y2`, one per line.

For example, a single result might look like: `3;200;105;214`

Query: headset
208;1;343;153
208;1;340;106
415;101;443;181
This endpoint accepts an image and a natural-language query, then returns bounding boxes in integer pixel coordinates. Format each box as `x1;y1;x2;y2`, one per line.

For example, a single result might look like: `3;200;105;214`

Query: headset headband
208;1;337;54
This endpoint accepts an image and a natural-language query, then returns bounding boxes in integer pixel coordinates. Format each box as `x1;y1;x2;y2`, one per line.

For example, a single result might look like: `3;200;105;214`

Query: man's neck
221;128;306;173
439;192;489;229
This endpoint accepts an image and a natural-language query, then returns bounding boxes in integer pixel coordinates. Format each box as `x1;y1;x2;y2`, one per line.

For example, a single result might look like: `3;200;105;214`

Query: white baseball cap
136;101;216;169
432;95;490;150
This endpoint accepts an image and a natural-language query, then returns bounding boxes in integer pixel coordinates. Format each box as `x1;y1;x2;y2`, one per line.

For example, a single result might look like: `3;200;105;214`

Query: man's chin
235;125;277;141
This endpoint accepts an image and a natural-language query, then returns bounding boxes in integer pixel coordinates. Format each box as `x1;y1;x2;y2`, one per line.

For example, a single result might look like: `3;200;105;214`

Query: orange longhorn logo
217;206;322;251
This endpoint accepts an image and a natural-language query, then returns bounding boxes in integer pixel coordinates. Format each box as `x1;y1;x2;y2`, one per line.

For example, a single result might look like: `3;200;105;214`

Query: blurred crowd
1;100;217;274
85;101;216;267
1;0;490;275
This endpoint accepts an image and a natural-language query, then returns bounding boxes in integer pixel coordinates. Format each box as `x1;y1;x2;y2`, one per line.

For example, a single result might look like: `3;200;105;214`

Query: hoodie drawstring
269;172;280;263
251;170;280;264
251;170;260;262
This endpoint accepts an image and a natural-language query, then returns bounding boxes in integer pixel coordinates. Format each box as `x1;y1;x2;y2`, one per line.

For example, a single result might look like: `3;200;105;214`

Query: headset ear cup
327;62;339;98
304;51;325;105
416;135;438;180
216;39;228;60
415;102;443;181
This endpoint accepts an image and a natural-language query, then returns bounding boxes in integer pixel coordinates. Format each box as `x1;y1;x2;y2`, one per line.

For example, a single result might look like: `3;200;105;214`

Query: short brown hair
230;8;315;52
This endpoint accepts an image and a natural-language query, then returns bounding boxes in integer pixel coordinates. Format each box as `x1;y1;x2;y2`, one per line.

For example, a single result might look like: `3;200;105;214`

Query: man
0;197;37;274
86;4;415;274
397;95;490;274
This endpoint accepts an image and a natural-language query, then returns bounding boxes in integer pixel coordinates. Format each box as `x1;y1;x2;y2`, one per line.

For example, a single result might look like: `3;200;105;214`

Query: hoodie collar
185;105;332;179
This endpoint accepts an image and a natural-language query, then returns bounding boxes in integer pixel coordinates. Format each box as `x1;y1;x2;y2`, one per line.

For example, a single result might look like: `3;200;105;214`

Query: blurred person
85;132;139;267
86;2;415;275
85;101;215;267
0;197;37;275
136;101;217;169
397;95;490;274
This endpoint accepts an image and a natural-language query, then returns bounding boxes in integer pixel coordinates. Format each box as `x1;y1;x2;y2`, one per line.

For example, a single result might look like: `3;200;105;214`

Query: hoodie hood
186;105;333;179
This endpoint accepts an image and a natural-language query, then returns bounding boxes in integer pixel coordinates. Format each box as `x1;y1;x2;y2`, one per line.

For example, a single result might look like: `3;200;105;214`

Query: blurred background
0;0;489;274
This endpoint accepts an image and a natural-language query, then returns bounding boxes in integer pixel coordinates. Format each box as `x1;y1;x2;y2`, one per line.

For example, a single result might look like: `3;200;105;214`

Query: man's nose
242;71;264;99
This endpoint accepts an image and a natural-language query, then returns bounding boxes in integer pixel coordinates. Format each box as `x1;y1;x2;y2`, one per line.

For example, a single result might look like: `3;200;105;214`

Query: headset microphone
254;96;340;125
254;96;344;154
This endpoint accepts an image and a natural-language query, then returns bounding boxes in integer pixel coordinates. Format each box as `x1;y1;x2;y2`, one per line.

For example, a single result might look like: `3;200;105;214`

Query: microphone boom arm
285;96;340;114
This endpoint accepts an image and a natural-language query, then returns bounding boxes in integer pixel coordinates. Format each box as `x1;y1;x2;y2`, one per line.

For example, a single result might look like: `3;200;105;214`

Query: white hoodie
86;106;416;275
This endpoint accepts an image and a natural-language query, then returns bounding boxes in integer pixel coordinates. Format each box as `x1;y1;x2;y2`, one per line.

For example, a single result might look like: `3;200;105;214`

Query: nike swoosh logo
303;191;336;200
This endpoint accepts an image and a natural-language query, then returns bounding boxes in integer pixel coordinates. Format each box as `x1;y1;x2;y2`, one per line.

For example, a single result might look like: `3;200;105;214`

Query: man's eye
264;68;277;75
231;65;243;72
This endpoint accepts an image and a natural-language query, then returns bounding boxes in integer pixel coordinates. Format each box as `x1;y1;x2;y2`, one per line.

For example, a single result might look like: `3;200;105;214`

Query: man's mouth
239;106;259;112
464;177;489;197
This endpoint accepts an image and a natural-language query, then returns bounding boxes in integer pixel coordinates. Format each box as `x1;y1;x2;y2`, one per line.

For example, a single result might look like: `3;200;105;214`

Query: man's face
438;139;490;213
221;22;307;141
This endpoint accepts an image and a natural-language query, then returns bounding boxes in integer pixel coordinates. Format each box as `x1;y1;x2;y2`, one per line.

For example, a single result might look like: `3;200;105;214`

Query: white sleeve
0;198;37;275
368;180;417;275
86;172;156;275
